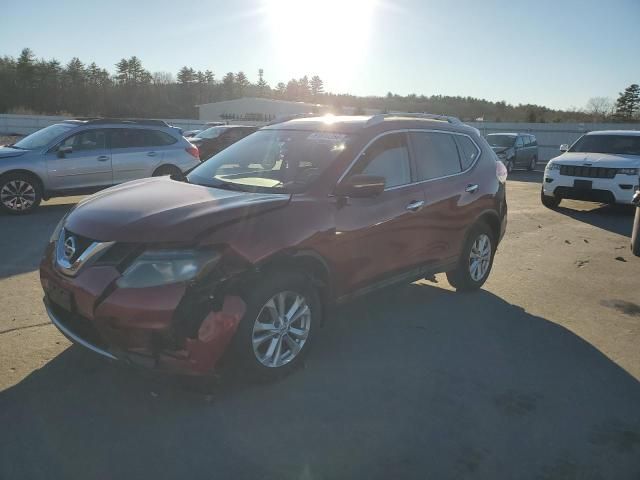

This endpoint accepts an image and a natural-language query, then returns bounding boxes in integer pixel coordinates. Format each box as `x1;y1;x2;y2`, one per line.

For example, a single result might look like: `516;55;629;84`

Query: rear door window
409;131;462;180
515;136;525;148
353;132;412;188
109;129;146;149
454;135;480;170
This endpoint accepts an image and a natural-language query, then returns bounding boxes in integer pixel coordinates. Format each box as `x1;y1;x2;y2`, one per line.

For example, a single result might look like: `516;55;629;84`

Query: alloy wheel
469;233;492;282
0;180;36;212
251;290;311;368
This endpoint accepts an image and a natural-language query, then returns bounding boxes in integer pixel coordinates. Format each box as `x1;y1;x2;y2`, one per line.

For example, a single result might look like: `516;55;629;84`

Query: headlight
116;249;219;289
50;213;69;243
546;162;561;171
618;168;639;175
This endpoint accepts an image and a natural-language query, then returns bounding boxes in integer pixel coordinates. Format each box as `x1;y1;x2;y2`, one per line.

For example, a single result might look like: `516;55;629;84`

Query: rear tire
541;187;561;209
528;156;537;171
152;165;184;180
0;172;42;215
446;222;495;292
223;271;320;381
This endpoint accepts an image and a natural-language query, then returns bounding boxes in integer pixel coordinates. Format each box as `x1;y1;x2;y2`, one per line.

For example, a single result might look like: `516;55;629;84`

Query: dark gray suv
0;118;200;214
486;133;538;172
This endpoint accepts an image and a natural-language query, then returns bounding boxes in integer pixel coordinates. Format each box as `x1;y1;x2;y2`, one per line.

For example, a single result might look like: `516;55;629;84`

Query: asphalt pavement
1;171;639;479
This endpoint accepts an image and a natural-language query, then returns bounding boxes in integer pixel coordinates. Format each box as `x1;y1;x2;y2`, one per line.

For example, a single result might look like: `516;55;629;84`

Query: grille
64;229;94;262
559;165;618;179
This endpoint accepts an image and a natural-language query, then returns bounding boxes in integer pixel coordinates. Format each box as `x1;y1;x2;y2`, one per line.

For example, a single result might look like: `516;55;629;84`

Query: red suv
40;114;507;379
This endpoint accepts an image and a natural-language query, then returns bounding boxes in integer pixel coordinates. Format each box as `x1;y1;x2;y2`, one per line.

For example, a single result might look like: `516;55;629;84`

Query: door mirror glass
559;144;569;153
57;145;73;158
335;174;385;198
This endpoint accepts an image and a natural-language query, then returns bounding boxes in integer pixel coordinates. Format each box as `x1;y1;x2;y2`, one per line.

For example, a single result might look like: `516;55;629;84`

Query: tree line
0;48;638;123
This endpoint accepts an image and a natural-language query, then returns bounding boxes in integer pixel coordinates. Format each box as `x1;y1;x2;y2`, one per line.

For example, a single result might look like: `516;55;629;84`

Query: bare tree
585;97;614;121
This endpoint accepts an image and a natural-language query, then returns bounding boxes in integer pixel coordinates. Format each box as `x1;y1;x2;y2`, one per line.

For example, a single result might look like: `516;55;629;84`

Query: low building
198;97;330;124
197;97;383;124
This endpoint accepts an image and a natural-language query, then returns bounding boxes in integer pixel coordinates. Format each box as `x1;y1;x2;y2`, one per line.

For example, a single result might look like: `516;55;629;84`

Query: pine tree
310;75;323;99
614;84;640;120
115;58;130;84
177;66;195;84
257;68;268;97
298;75;310;101
274;82;286;98
235;71;249;97
222;72;235;98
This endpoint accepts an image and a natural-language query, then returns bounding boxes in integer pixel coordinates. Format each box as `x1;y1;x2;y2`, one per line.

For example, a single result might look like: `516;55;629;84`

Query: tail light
496;160;508;184
186;145;200;161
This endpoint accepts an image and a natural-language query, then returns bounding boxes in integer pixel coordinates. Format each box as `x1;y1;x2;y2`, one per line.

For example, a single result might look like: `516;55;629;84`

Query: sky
1;0;639;110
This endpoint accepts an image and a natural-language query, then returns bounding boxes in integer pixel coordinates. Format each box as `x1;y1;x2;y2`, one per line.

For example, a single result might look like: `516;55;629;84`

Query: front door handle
406;200;425;212
96;155;109;162
465;184;479;193
147;151;157;157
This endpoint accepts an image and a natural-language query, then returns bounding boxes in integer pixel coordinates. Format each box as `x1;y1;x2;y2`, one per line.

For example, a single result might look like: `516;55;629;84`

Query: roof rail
70;118;171;127
366;112;462;127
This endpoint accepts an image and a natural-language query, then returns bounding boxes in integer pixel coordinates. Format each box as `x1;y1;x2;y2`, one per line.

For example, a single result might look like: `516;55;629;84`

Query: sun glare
264;0;377;90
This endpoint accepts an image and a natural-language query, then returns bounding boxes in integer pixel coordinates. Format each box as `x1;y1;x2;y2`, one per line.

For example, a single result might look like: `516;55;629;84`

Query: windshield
486;135;516;148
13;123;75;150
188;129;351;192
195;126;228;139
569;134;640;156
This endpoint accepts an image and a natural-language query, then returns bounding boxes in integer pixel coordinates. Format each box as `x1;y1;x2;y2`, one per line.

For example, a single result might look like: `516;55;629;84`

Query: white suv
542;130;640;208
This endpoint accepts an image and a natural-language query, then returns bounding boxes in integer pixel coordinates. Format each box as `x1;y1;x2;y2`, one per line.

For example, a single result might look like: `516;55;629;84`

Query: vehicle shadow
0;202;75;279
1;283;639;479
555;202;635;237
507;170;544;184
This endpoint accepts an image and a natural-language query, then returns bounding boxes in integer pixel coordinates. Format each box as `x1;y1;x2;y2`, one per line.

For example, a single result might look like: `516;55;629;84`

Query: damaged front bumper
40;243;249;376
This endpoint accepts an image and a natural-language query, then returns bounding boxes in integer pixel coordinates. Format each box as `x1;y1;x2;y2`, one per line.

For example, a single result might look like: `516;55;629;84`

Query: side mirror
57;145;73;158
559;144;569;153
335;174;385;198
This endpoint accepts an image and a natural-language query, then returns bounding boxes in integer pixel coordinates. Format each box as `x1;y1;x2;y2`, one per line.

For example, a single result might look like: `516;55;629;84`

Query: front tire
0;172;42;215
506;159;514;173
541;188;561;209
224;271;320;380
446;223;495;292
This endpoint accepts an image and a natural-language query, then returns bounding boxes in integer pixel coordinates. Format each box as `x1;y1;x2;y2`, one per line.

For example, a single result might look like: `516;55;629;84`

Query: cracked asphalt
1;171;639;479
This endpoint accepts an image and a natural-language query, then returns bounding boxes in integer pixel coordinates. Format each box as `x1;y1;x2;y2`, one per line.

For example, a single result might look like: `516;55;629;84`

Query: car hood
0;146;27;159
64;177;291;243
550;152;640;168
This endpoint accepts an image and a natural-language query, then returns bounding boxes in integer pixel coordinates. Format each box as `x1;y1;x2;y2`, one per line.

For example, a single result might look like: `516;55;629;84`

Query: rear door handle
147;151;157;157
465;184;479;193
96;155;110;162
406;200;425;212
